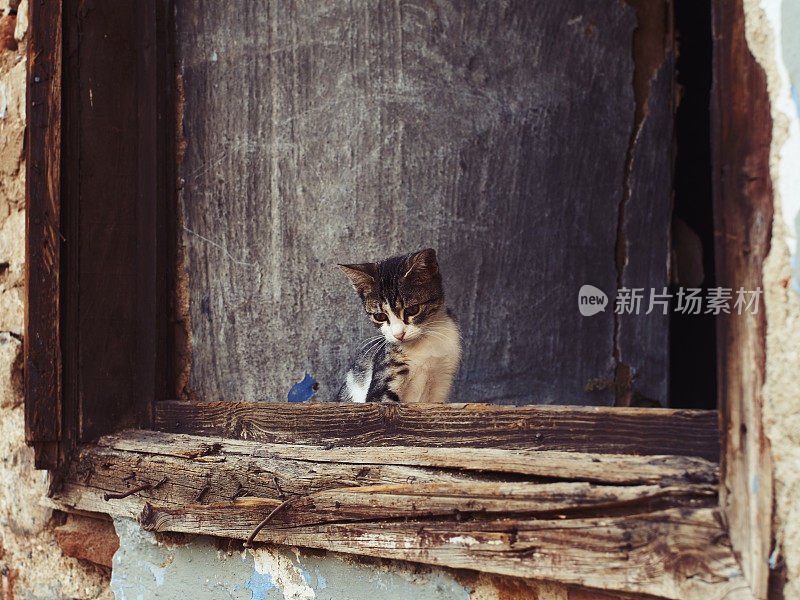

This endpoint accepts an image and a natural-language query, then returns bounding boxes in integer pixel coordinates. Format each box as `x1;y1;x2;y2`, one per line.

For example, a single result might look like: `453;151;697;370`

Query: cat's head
338;248;445;344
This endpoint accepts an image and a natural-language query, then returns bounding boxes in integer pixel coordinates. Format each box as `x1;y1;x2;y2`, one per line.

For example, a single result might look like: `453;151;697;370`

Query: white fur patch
345;369;370;403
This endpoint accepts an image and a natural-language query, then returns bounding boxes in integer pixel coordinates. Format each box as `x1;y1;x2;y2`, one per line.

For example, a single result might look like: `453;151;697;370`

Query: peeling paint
316;572;327;589
244;569;274;600
288;373;318;402
251;547;315;600
111;518;479;599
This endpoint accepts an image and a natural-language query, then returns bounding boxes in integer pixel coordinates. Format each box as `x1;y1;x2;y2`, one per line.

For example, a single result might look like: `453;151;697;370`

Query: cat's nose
395;330;406;341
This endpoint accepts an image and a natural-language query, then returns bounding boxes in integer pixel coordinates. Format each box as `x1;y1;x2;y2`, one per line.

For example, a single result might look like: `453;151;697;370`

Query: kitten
336;248;461;404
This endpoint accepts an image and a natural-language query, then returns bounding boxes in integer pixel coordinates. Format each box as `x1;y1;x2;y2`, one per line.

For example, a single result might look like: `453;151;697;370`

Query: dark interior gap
670;0;717;410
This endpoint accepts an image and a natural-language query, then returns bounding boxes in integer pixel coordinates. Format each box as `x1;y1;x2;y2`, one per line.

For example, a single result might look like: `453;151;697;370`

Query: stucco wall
743;0;800;598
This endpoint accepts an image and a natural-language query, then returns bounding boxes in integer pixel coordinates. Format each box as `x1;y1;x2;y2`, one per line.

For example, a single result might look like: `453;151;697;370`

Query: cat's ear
403;248;439;282
338;263;378;296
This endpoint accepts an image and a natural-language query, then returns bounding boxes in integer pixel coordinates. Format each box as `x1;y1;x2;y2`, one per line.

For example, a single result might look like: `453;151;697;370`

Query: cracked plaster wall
741;0;800;598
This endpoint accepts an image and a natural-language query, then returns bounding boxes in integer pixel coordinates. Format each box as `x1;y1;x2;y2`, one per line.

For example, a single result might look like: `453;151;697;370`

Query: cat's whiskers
362;337;387;356
357;335;384;351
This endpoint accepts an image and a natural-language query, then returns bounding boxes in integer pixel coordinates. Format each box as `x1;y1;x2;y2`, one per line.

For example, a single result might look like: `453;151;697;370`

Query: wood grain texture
173;0;675;407
25;0;62;468
155;400;721;460
95;428;721;487
55;0;171;441
49;429;747;599
134;0;173;429
616;2;675;406
73;0;140;440
711;0;774;597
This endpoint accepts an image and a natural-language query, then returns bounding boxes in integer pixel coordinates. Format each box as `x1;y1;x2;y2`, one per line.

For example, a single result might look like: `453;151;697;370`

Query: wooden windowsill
45;402;747;600
153;400;720;460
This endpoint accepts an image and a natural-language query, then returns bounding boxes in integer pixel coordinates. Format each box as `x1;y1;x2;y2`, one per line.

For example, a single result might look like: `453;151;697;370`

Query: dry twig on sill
242;498;295;548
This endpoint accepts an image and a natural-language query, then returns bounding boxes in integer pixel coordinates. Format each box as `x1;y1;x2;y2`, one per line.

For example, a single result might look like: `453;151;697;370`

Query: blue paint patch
245;569;274;600
288;373;318;402
317;572;328;589
752;473;759;496
201;295;211;316
792;85;800;118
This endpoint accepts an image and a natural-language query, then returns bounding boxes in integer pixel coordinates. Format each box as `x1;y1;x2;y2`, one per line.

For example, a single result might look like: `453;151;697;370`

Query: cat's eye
372;312;388;322
404;305;420;317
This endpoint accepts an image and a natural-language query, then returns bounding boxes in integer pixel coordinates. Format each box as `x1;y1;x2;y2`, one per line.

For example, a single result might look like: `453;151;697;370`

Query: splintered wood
50;429;749;600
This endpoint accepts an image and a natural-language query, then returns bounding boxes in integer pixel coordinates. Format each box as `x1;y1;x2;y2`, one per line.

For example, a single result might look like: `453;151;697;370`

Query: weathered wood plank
102;429;718;486
73;0;141;440
711;0;774;598
54;476;717;529
55;0;171;442
616;0;674;408
49;476;747;600
62;431;717;510
48;428;741;599
155;400;721;460
25;0;62;469
288;481;716;519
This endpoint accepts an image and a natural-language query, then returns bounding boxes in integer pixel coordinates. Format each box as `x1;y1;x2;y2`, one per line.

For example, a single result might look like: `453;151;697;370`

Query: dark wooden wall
62;0;167;445
26;0;172;464
175;0;674;406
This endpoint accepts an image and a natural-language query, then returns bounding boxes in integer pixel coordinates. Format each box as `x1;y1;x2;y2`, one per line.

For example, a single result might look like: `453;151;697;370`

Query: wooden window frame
23;0;775;598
